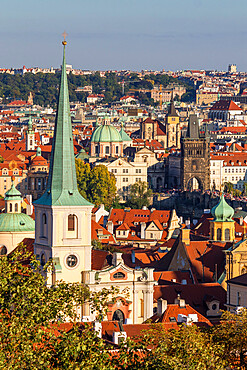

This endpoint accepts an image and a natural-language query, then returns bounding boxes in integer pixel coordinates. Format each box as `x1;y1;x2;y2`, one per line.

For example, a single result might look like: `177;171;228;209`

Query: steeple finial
34;41;92;207
62;31;68;46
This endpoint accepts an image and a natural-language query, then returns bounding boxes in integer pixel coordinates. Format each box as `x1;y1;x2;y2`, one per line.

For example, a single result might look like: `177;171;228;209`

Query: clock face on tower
66;254;78;268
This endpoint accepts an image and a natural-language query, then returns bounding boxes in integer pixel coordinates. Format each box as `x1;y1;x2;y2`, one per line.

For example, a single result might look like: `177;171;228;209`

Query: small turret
4;178;22;213
210;194;235;242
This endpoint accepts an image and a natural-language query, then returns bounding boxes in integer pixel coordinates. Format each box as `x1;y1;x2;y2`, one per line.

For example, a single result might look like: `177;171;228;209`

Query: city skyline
0;0;246;71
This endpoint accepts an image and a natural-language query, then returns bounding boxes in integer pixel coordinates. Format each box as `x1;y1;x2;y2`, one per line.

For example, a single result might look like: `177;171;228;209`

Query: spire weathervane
62;31;67;45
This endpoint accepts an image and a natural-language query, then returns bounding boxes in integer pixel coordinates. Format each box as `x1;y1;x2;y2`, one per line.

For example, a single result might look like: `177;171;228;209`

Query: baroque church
32;41;155;323
140;97;180;149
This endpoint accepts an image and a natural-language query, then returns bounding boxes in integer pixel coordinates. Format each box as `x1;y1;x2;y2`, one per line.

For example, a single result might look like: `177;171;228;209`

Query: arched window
113;272;125;279
9;203;12;212
217;228;222;241
43;213;47;225
112;309;125;324
41;253;46;267
0;245;7;255
15;203;18;212
68;214;76;231
225;228;230;241
105;146;110;154
116;146;119;154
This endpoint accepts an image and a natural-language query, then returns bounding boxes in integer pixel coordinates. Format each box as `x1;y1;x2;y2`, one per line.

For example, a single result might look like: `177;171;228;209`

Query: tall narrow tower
26;115;35;151
34;39;93;283
180;115;210;192
165;97;180;148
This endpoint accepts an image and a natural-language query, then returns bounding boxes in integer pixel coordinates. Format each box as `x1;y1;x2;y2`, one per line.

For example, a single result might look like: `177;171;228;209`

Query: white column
133;288;139;324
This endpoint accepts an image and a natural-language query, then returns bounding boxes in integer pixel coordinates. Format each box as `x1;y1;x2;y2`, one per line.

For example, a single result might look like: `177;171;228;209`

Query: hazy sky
0;0;246;71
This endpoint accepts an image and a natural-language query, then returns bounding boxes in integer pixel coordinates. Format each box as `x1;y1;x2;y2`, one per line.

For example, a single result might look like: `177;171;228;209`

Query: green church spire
35;41;92;207
27;115;34;133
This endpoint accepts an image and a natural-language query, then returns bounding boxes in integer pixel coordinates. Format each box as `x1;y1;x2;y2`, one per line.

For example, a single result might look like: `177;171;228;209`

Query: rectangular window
68;215;75;231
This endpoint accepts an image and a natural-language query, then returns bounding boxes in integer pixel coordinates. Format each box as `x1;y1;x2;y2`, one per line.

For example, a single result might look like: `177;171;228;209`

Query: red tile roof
91;249;110;270
154;283;226;317
211;100;242;111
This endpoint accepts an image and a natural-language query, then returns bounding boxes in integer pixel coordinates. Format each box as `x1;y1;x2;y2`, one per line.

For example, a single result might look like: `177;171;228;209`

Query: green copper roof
0;213;35;232
36;147;41;156
27;115;34;133
119;127;132;142
211;194;234;222
5;182;22;201
91;123;123;143
75;148;89;160
34;45;92;207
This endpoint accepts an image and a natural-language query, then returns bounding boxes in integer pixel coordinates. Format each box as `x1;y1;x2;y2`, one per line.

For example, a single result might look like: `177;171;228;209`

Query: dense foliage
0;71;192;106
1;247;247;369
75;159;117;210
0;246;118;369
126;181;153;209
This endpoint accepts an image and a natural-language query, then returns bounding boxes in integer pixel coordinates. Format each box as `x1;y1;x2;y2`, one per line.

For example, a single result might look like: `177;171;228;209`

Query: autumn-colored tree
75;159;117;209
0;246;118;369
211;308;247;368
127;181;153;209
129;324;226;370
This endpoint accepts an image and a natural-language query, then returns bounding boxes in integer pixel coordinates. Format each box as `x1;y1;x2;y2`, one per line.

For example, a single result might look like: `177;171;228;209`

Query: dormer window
113;272;125;279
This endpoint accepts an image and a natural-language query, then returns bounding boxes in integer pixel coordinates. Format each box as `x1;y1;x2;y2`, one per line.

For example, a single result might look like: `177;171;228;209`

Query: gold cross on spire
62;31;67;46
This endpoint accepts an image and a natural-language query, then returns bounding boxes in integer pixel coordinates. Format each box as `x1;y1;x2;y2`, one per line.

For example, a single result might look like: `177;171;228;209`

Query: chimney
175;294;186;308
93;321;102;338
141;222;146;239
240;216;243;226
107;220;114;234
131;250;135;264
91;212;96;222
181;228;190;245
157;298;167;316
112;252;123;266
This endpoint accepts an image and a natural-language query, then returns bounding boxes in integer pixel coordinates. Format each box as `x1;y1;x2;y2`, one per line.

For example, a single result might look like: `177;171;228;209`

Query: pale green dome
5;182;22;201
91;123;122;143
119;127;132;142
211;194;234;222
0;213;35;232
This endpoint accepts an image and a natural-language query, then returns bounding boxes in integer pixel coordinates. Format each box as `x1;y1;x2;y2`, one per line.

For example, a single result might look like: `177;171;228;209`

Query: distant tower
27;92;33;105
180;115;210;191
228;64;237;74
34;39;93;284
26;115;35;151
165;96;180;148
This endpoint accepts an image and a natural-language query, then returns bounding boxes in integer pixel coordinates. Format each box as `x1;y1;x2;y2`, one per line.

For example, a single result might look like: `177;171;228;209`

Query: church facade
33;42;155;323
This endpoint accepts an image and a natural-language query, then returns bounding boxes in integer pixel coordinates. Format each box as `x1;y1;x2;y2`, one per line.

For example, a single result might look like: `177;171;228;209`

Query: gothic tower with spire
165;96;180;148
26;115;35;151
34;40;93;283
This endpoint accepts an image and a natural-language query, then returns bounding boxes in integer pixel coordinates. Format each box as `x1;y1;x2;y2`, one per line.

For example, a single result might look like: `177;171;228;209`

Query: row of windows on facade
187;150;203;156
223;177;245;183
122;177;142;183
8;203;19;212
42;214;77;232
95;146;119;154
212;228;231;241
111;169;142;174
117;230;156;238
2;169;19;176
212;168;247;175
31;167;47;172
